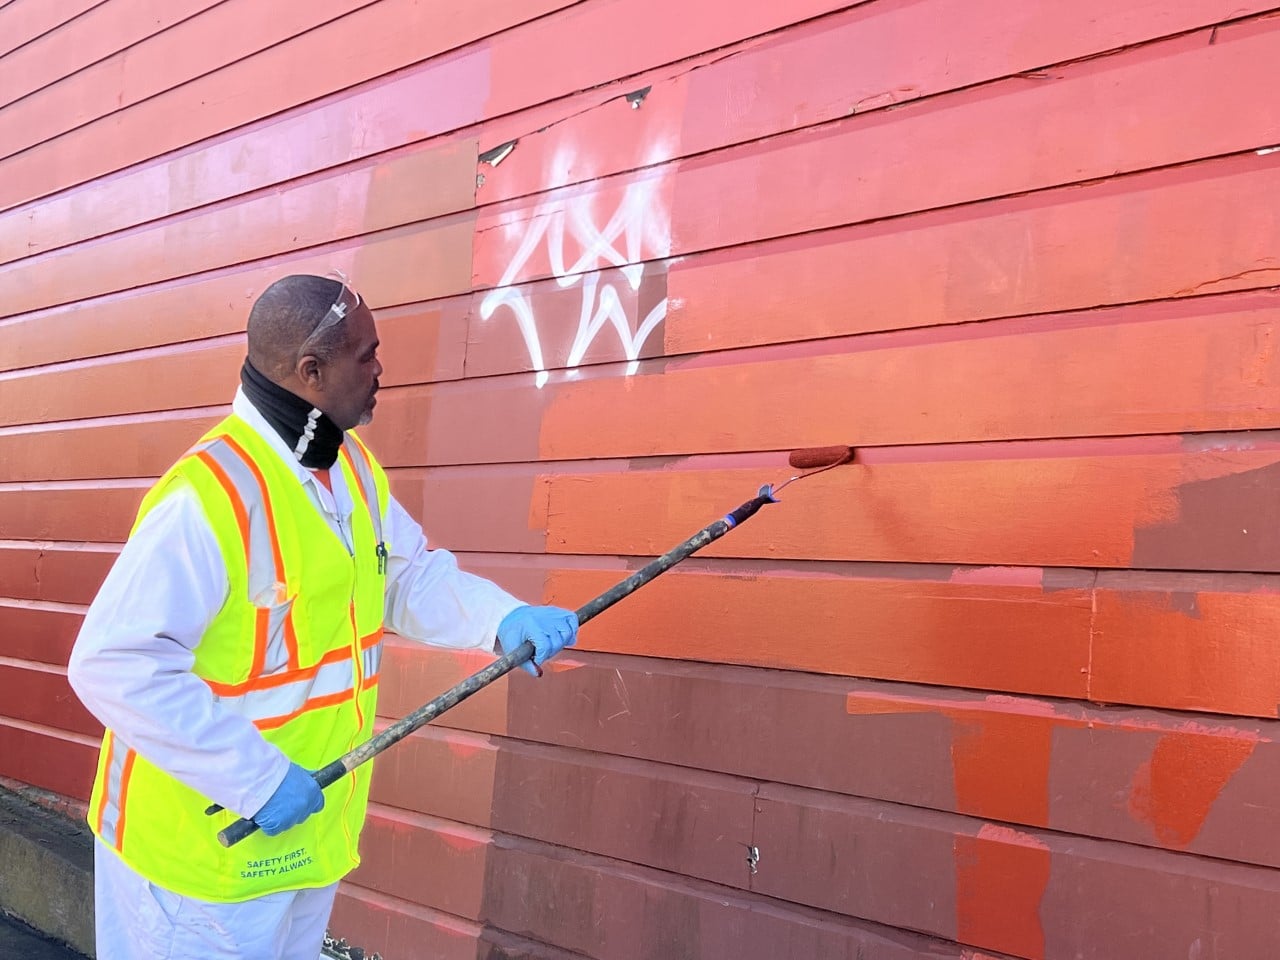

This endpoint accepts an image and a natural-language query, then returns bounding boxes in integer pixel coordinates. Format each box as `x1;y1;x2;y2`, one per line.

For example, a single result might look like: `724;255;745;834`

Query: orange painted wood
349;807;997;960
368;724;756;889
0;0;106;59
0;0;381;163
538;296;1280;459
1091;572;1280;717
538;440;1280;571
753;782;1280;959
0;665;100;737
545;565;1092;698
0;0;223;112
0;722;96;801
0;140;479;318
10;433;1280;575
0;543;117;604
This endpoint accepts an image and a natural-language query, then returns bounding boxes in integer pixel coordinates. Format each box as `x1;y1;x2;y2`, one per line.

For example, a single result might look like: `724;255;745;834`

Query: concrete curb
0;786;93;958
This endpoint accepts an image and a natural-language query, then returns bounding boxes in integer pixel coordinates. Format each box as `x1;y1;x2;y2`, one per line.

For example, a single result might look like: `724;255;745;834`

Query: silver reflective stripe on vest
361;640;382;680
200;441;281;599
97;736;129;848
214;656;357;727
199;440;292;673
343;438;383;543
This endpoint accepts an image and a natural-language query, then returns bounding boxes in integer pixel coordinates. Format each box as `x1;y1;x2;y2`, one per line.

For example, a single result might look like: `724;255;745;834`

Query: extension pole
215;446;853;847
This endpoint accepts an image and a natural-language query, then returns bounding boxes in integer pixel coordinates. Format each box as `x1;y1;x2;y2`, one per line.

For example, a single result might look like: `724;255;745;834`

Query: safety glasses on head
297;270;362;360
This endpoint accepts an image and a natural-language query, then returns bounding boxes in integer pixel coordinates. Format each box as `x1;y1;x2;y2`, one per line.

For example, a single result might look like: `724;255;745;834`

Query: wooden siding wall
2;2;1280;957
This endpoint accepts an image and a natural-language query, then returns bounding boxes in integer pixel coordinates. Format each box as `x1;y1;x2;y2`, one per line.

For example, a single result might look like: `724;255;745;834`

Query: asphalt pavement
0;912;88;960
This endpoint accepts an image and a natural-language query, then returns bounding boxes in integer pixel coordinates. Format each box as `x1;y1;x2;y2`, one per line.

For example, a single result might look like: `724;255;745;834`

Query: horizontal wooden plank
349;807;1004;960
5;529;1277;717
0;0;105;59
0;542;118;605
6;0;1262;273
10;139;1280;382
0;602;85;666
378;643;1280;867
1091;571;1280;717
535;440;1280;571
756;783;1280;959
0;665;99;737
8;436;1280;574
538;294;1280;458
0;720;97;801
0;0;380;163
0;139;479;319
0;291;468;429
0;211;476;374
0;0;222;112
8;290;1278;464
368;725;756;889
0;483;149;541
542;564;1093;698
664;156;1280;356
0;0;845;216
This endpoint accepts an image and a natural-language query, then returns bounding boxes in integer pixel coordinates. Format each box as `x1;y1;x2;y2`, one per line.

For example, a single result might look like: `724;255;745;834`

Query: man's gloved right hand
251;763;324;836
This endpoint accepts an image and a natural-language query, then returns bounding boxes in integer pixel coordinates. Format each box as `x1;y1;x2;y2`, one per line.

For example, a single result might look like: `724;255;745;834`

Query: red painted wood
375;643;1280;867
0;212;477;373
0;603;84;666
665;151;1280;354
0;0;223;112
0;543;117;605
0;0;849;216
754;782;1280;959
368;724;756;888
0;0;106;59
0;665;100;737
349;807;1004;960
0;722;96;801
0;140;479;318
0;0;381;164
0;485;147;541
5;0;1264;272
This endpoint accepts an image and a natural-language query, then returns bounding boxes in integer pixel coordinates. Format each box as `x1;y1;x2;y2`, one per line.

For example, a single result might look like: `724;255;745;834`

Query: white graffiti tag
479;175;672;387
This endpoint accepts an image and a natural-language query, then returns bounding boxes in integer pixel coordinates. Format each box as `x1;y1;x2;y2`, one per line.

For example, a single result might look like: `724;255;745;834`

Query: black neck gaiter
240;359;344;469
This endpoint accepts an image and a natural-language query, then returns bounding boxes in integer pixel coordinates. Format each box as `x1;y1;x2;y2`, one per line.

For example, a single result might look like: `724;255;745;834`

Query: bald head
246;274;348;381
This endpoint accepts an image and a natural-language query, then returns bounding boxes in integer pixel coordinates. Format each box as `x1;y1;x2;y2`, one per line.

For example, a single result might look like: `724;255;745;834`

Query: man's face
315;304;382;431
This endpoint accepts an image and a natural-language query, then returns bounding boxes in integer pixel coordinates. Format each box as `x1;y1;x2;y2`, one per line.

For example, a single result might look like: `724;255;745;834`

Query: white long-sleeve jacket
68;388;522;820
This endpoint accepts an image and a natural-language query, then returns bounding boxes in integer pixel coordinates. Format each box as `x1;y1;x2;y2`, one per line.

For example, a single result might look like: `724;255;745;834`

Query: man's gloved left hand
251;763;325;836
497;605;578;676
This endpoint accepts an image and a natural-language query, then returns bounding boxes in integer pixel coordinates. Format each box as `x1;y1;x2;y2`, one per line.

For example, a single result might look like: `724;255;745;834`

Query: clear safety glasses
297;270;362;359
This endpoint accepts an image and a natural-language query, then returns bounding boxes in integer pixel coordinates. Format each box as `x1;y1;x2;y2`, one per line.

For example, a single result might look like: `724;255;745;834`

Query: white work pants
94;840;337;960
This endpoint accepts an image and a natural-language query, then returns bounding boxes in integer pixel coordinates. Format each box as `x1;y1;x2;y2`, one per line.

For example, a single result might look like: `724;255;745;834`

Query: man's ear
296;354;324;391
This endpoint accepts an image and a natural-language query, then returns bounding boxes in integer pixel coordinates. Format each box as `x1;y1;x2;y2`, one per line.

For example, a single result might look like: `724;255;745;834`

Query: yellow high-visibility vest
87;414;390;902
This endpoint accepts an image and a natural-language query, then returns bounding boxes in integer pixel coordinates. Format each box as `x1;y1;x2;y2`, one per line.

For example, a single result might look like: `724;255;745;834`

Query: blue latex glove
497;605;578;676
252;763;324;836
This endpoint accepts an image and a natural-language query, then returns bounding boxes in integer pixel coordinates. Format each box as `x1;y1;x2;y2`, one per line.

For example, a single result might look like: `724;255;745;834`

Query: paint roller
213;444;858;847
